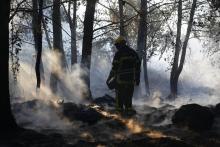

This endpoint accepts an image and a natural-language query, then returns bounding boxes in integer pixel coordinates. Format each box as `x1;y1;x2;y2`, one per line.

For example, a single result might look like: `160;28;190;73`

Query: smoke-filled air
1;0;220;146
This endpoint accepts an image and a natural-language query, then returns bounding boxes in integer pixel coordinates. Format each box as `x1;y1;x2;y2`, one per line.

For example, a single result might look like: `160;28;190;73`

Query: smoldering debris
11;95;115;129
61;102;105;125
172;104;214;131
11;95;220;147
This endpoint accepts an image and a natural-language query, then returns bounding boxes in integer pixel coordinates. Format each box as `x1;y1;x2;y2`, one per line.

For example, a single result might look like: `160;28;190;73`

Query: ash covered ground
8;94;220;147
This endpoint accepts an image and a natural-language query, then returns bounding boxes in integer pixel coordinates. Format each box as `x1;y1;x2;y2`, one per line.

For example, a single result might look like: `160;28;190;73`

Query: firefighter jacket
109;45;141;85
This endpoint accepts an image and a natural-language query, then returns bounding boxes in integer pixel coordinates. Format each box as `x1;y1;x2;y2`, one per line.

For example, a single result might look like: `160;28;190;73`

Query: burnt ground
1;95;220;147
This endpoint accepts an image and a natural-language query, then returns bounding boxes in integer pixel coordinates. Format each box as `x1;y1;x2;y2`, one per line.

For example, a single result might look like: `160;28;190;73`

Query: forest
1;0;220;146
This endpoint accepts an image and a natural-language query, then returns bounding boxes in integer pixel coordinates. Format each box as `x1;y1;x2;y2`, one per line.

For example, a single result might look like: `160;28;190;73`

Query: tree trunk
81;0;97;101
0;0;18;132
50;0;66;94
71;0;77;66
32;0;44;89
63;0;77;66
118;0;125;37
66;0;77;66
137;0;149;96
69;0;77;66
174;0;197;89
169;0;182;99
169;0;197;99
52;0;64;62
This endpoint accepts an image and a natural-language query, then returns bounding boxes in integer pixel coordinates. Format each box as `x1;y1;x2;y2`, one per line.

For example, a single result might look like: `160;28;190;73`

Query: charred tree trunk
0;0;18;132
32;0;44;89
169;0;197;99
50;0;66;94
52;0;65;65
137;0;149;96
81;0;97;101
70;0;77;66
173;0;197;94
169;0;182;99
118;0;125;37
65;0;77;66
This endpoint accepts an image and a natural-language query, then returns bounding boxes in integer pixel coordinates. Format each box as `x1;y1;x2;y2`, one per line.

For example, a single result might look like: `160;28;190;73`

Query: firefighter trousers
115;84;134;111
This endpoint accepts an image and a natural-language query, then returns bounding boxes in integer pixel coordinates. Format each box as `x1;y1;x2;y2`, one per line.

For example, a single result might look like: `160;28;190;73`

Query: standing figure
107;36;141;114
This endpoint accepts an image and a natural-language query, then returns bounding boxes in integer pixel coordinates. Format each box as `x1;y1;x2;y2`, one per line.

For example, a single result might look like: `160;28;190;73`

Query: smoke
10;46;89;129
140;38;220;107
10;49;88;103
44;51;88;102
9;35;220;133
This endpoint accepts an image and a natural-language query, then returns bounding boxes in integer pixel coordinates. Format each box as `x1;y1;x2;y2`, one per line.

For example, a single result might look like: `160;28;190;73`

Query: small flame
89;105;184;141
125;119;143;133
91;105;161;135
145;130;166;139
97;145;106;147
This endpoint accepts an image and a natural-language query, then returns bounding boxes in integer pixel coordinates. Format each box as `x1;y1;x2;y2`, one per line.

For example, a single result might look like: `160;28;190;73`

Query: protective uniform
107;36;141;112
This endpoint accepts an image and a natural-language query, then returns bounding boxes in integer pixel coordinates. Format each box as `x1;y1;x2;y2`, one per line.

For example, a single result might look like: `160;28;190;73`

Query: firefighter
106;36;141;114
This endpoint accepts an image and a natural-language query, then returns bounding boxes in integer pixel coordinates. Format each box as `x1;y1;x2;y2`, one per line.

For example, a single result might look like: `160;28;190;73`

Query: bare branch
9;0;27;21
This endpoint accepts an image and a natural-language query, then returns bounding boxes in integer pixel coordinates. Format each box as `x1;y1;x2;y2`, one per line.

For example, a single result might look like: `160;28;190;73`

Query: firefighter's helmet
115;36;126;45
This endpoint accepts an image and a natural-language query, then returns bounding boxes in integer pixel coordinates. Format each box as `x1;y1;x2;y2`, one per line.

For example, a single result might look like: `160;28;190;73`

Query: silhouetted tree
0;0;18;132
118;0;125;36
63;0;78;66
170;0;197;99
32;0;44;89
137;0;150;96
81;0;97;100
50;0;67;93
70;0;77;66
